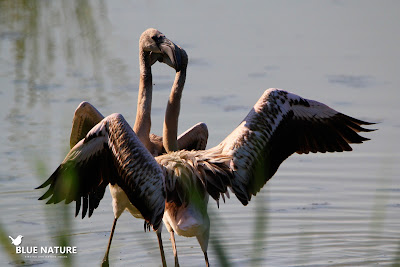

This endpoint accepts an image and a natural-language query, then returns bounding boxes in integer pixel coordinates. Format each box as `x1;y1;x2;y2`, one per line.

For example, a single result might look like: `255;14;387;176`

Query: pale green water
0;1;399;266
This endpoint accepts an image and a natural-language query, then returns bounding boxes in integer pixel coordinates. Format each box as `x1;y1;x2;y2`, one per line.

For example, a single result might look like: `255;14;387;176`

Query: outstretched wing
70;101;105;149
156;149;232;208
177;122;209;150
36;113;165;230
218;88;375;205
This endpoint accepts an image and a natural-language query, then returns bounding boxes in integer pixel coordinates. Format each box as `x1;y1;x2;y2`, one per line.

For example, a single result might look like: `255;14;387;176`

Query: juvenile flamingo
37;28;208;267
37;30;374;267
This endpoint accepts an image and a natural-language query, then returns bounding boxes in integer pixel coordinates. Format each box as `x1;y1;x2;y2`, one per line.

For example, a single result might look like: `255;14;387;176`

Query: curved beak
157;38;182;72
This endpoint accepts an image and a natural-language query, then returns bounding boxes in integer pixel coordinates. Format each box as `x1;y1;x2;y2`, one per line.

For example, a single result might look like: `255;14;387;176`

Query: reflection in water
0;0;126;185
0;2;151;265
0;0;112;106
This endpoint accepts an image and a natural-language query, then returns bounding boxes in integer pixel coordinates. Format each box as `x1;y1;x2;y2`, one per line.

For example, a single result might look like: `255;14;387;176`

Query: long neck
163;55;187;152
133;49;152;150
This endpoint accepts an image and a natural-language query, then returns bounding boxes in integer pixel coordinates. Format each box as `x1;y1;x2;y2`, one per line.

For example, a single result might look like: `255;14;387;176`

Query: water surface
0;1;399;266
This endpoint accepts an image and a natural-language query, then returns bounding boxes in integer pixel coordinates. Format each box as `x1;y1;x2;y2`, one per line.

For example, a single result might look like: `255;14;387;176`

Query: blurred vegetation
393;241;400;267
209;193;269;267
209;206;231;267
0;158;73;266
2;158;398;266
35;159;73;267
0;221;24;265
250;194;268;267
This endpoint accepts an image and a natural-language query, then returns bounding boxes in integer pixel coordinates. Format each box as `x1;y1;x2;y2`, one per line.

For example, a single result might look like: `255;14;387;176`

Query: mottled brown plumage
216;88;375;205
37;113;166;229
159;88;374;267
37;28;211;267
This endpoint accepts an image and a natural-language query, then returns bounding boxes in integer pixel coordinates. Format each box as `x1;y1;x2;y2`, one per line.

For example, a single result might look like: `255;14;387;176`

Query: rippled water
1;1;399;266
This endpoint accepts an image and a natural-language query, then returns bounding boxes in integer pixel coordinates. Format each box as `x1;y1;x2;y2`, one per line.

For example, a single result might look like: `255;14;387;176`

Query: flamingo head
140;28;183;72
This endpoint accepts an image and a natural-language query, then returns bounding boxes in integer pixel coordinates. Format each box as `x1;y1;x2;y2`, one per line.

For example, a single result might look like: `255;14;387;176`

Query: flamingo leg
102;217;118;267
170;230;180;267
156;229;167;267
204;251;209;267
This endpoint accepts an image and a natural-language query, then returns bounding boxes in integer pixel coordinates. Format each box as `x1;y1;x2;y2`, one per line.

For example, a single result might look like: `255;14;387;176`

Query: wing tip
35;184;45;190
35;177;53;190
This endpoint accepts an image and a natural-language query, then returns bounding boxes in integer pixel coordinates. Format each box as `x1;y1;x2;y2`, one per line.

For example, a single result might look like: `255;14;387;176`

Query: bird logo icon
9;235;23;246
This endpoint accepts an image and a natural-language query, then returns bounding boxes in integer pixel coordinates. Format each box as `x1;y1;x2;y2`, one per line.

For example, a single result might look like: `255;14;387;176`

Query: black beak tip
175;64;182;72
173;44;182;72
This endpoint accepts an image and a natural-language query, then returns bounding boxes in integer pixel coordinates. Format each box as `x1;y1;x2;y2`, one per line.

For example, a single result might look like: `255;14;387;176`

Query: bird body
164;198;210;257
160;153;211;239
38;113;166;227
37;87;374;266
109;183;143;220
37;28;209;267
164;201;209;238
157;149;232;266
36;28;374;266
157;87;374;266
